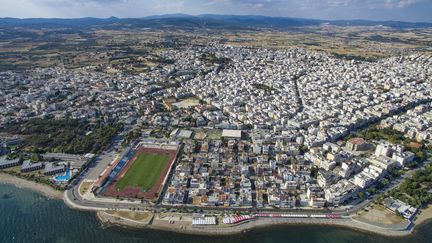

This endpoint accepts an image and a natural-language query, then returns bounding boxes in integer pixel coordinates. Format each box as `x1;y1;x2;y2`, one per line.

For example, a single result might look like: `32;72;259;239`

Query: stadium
95;142;178;201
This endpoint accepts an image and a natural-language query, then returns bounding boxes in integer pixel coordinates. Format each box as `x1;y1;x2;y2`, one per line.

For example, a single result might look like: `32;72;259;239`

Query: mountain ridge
1;14;431;29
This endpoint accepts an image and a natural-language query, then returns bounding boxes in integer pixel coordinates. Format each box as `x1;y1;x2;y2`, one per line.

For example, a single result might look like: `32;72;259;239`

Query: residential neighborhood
1;46;431;209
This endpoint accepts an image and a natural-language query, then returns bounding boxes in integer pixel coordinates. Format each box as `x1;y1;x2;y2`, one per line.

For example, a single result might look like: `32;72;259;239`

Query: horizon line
1;13;431;24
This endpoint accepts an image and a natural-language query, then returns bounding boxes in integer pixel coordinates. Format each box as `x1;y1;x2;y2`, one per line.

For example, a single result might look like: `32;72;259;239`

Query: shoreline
0;172;63;200
411;205;432;228
1;174;431;238
96;211;417;237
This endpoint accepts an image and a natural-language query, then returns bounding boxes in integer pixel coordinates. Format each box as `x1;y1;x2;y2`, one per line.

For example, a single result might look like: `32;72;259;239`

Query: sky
0;0;431;22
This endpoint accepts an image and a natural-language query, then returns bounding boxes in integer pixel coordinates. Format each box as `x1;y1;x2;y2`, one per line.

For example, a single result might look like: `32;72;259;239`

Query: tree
30;153;42;162
379;178;389;188
310;167;319;178
367;187;377;195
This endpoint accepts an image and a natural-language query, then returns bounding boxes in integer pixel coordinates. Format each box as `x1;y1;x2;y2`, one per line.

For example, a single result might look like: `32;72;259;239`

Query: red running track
102;146;178;200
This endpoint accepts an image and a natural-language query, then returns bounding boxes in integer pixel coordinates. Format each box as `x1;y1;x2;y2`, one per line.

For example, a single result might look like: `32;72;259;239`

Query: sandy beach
412;206;432;227
0;173;63;199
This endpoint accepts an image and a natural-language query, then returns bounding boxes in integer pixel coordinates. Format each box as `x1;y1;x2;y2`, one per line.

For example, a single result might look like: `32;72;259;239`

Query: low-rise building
21;160;44;173
325;179;359;206
392;151;415;167
0;156;21;169
346;137;370;151
222;129;242;139
44;162;66;176
317;171;337;188
382;197;418;220
368;156;399;170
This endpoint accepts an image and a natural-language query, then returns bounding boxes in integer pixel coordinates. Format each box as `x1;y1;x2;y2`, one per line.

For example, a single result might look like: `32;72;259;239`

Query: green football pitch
115;152;169;191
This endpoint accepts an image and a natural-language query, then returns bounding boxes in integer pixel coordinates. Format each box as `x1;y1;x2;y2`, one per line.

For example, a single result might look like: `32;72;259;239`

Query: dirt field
355;204;405;225
79;181;94;196
173;98;200;109
105;210;153;223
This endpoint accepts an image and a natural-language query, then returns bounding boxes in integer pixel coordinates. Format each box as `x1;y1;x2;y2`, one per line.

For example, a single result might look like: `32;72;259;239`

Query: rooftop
222;129;242;138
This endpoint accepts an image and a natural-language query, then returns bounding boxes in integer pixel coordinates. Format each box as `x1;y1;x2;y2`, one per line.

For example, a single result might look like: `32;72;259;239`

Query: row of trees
122;128;141;147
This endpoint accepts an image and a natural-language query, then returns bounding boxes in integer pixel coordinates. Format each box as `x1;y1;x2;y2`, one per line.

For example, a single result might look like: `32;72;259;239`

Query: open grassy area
207;130;222;140
115;152;169;192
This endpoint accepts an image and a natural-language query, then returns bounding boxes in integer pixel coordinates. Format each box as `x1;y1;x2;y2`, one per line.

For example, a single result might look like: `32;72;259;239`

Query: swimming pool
54;168;71;182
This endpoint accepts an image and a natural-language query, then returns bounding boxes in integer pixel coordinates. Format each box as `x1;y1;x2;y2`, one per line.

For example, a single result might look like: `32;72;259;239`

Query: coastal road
64;158;425;216
65;156;429;218
65;186;153;211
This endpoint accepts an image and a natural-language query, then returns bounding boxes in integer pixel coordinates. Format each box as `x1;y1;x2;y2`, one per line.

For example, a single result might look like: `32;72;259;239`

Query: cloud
0;0;430;22
204;0;230;6
367;0;420;9
35;0;129;7
153;1;185;11
203;0;421;11
293;0;421;10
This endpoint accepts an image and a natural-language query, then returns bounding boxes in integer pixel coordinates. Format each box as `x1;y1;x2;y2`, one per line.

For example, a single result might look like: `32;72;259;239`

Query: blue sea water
0;183;431;243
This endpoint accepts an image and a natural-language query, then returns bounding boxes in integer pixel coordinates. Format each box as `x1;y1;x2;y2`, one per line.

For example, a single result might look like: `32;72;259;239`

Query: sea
1;183;431;243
